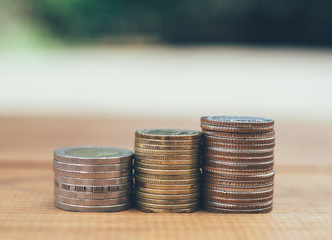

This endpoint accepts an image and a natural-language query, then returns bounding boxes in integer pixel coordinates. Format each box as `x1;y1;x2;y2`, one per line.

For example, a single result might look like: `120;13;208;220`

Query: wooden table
1;116;331;240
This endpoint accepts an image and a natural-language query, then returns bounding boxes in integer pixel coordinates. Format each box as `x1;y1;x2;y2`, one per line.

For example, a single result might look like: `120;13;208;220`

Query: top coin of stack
53;146;133;212
200;116;275;213
134;129;202;213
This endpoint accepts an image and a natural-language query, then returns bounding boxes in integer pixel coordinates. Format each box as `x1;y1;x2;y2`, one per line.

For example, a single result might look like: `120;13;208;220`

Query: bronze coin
204;204;273;213
204;195;273;205
203;187;273;199
203;153;274;163
202;130;275;139
200;116;274;128
203;159;274;170
204;204;273;214
203;166;273;175
203;135;275;144
203;176;273;186
203;171;275;181
204;182;273;192
204;141;275;150
203;200;273;209
136;129;201;140
201;123;274;133
203;147;274;157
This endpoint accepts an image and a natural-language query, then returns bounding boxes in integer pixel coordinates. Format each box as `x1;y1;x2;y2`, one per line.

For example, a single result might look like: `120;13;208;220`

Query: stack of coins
53;146;133;212
134;129;202;213
200;116;275;213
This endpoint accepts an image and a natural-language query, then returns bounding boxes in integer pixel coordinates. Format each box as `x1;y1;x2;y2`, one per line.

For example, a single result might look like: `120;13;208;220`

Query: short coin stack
201;116;275;213
54;146;133;212
134;129;202;213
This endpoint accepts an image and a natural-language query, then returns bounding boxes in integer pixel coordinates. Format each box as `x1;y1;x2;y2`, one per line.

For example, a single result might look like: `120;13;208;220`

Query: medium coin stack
53;146;133;212
201;116;275;213
134;129;202;213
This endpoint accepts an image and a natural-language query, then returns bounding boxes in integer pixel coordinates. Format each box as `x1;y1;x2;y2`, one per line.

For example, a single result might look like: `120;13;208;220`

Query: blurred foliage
1;0;332;45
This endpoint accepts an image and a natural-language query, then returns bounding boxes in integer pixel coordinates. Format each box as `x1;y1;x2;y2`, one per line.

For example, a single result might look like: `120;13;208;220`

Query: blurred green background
1;0;332;48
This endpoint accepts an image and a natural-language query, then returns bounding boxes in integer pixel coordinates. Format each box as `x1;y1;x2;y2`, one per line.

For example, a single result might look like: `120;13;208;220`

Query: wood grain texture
0;116;331;240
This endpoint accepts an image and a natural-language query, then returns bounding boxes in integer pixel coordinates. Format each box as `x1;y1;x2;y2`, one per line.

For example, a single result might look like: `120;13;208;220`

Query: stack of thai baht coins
53;146;133;212
200;116;275;213
134;129;202;213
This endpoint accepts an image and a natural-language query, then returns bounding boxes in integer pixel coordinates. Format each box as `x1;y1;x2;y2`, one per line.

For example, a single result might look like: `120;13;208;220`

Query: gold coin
135;195;198;204
135;142;200;150
136;205;199;213
135;200;200;210
136;181;200;190
135;147;200;155
135;166;200;175
135;162;199;170
135;172;201;180
136;129;201;140
135;174;200;185
135;157;200;166
135;137;201;145
136;185;200;195
134;153;200;160
135;190;200;200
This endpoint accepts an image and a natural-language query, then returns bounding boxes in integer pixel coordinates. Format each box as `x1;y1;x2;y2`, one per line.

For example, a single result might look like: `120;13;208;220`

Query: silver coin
54;175;132;185
54;194;131;206
54;146;133;164
53;167;132;179
54;187;132;199
53;160;131;172
204;200;273;209
54;200;131;212
54;180;132;192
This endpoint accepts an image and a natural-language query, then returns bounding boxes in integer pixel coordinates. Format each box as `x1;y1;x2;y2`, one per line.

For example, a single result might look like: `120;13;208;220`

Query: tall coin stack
54;146;133;212
200;116;275;213
134;129;202;213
